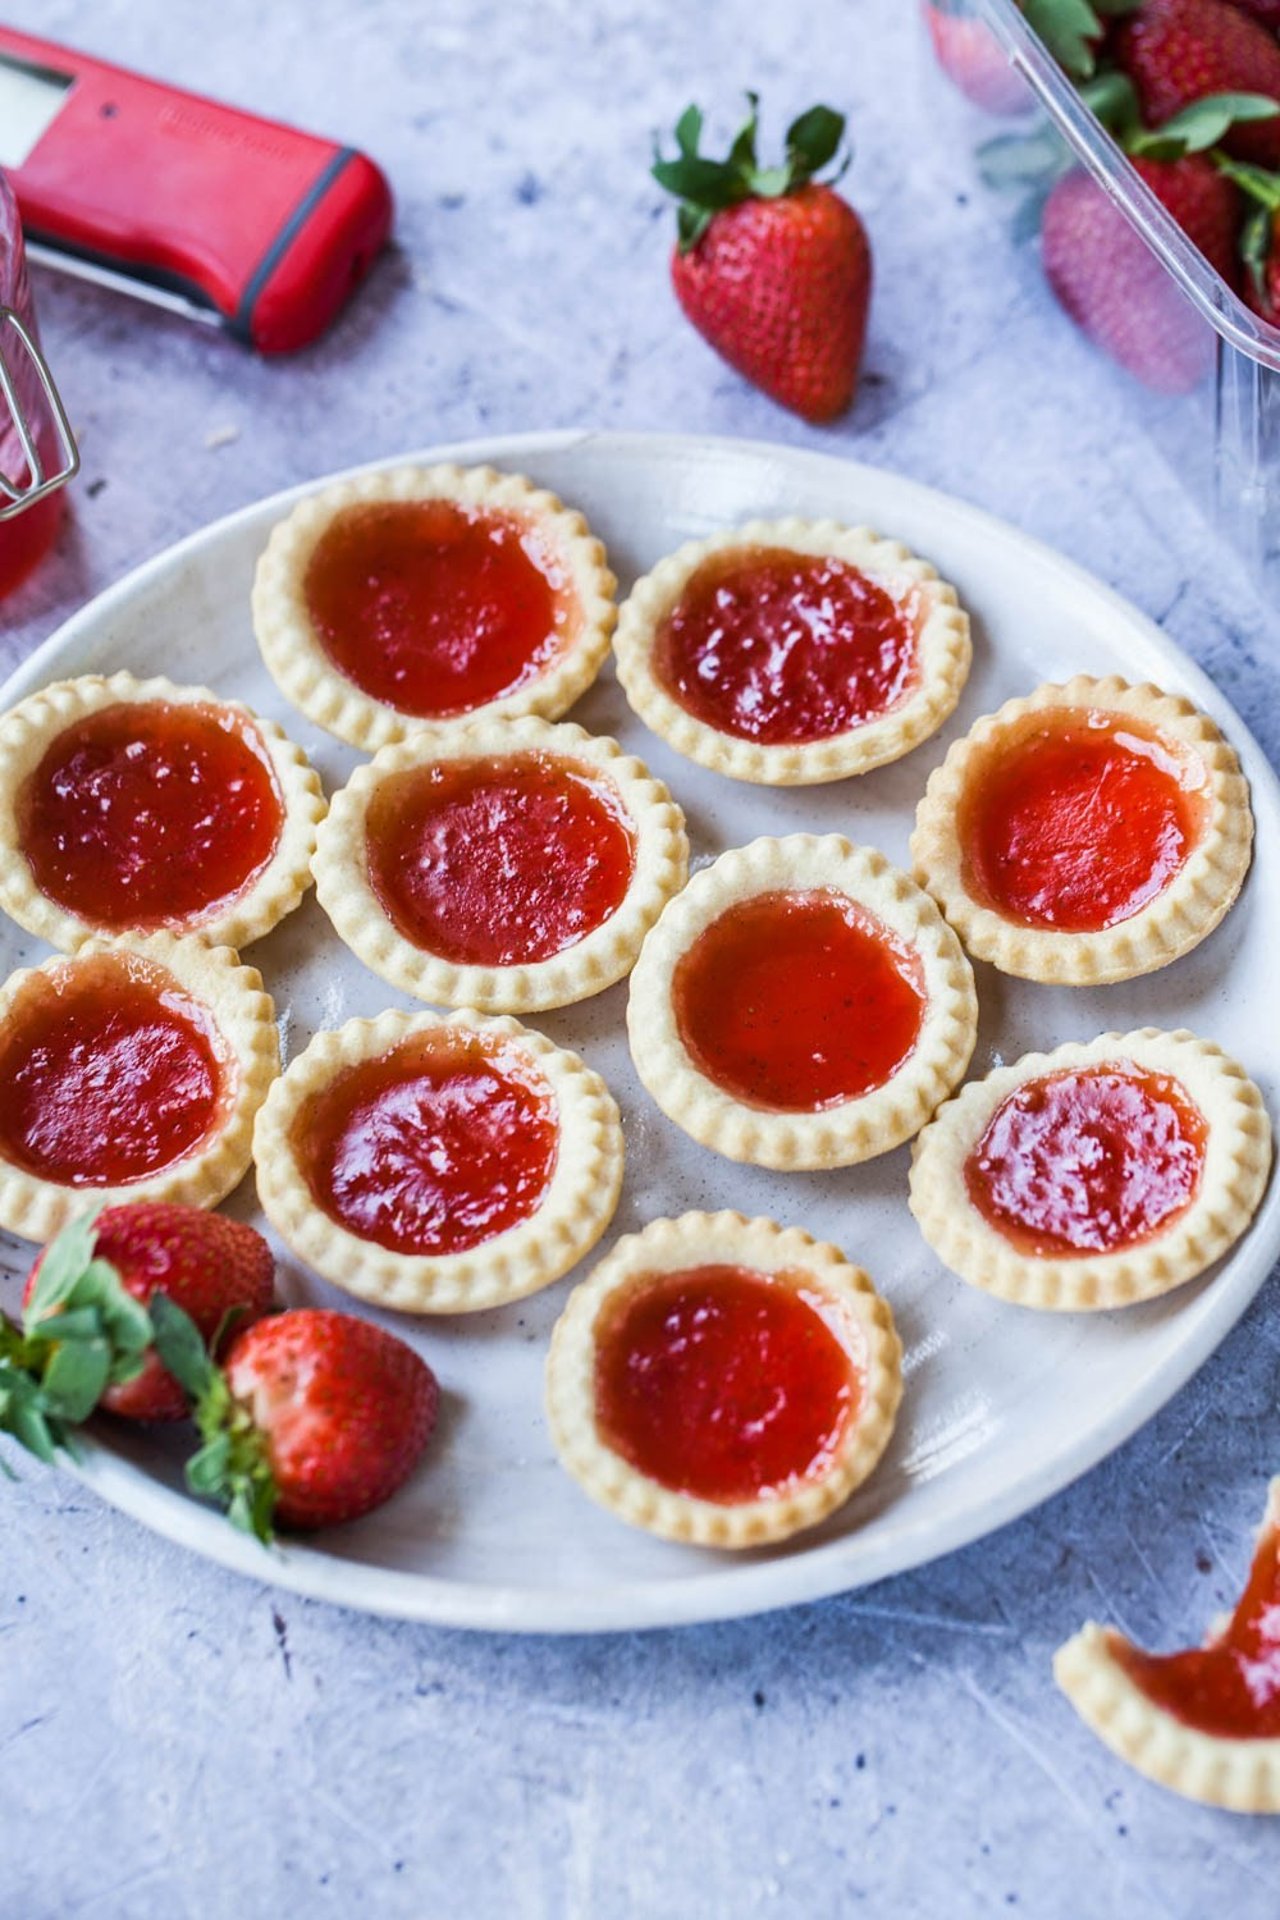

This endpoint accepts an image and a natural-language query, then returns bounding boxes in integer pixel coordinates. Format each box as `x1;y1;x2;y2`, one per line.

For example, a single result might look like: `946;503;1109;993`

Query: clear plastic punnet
928;0;1280;590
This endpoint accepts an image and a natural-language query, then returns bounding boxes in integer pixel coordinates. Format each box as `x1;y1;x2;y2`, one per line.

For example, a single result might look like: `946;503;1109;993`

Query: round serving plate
1;429;1276;1633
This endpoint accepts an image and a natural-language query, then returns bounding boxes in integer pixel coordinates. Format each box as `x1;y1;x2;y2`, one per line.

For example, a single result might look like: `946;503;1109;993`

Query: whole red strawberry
24;1203;275;1422
924;1;1031;115
1041;155;1242;390
152;1303;439;1535
652;97;872;423
1114;0;1280;165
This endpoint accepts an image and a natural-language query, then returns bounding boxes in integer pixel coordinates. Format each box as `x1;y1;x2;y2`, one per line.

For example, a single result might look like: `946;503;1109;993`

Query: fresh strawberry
153;1302;439;1536
1214;152;1280;317
1041;154;1243;388
652;97;872;423
924;2;1031;115
1114;0;1280;165
24;1203;274;1422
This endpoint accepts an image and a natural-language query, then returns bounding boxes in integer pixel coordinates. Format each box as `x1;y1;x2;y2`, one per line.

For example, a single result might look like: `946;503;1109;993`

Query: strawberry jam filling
303;500;575;718
653;547;920;744
674;889;925;1111
365;752;636;967
18;701;284;933
1111;1521;1280;1738
0;957;227;1186
965;1066;1207;1257
962;711;1207;932
595;1265;858;1504
296;1034;558;1256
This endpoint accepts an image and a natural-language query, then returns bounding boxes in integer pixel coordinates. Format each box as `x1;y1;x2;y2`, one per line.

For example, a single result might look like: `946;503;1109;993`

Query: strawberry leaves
1130;91;1280;159
151;1293;278;1544
654;94;849;251
0;1208;152;1463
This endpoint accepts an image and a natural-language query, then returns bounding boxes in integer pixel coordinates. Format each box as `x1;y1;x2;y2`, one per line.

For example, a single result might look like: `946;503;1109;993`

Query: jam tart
253;1007;624;1314
546;1211;903;1548
911;676;1253;984
0;673;325;953
312;716;689;1013
627;835;978;1170
613;518;971;785
909;1029;1271;1311
1056;1479;1280;1811
0;935;279;1242
252;463;618;751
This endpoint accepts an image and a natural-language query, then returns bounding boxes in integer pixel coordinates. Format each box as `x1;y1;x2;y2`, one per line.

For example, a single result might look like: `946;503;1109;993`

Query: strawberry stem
150;1294;278;1544
653;93;850;253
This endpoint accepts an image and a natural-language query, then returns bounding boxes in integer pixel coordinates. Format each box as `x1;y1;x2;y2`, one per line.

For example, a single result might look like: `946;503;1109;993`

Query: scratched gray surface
2;1;1280;1914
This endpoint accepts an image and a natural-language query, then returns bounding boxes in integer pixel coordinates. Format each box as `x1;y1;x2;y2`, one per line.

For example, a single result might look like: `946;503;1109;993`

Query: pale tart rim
612;518;972;786
545;1210;903;1549
251;463;618;751
0;672;326;954
311;715;689;1013
626;834;978;1171
908;1028;1273;1311
909;675;1254;985
1055;1479;1280;1812
252;1006;624;1314
0;933;280;1243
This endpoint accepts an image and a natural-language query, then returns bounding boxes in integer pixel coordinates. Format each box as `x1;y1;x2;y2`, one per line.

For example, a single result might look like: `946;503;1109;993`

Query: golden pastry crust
312;716;689;1012
545;1211;903;1548
0;935;280;1242
0;672;325;953
909;1029;1272;1311
252;463;618;750
613;518;971;785
1055;1481;1280;1812
626;834;978;1170
252;1007;624;1314
910;675;1254;984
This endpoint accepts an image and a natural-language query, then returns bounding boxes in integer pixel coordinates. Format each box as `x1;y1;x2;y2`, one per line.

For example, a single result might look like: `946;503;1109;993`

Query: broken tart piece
0;935;279;1241
546;1211;903;1547
252;463;617;750
313;716;688;1012
911;675;1253;984
253;1007;624;1313
613;518;971;785
0;672;324;952
1056;1480;1280;1811
909;1029;1271;1310
627;834;977;1169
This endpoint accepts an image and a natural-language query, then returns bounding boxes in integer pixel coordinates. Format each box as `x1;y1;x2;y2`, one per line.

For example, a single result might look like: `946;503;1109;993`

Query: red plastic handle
0;26;393;353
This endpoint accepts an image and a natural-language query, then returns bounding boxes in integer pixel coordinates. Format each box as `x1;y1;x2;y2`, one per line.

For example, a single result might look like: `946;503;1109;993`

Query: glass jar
0;167;77;599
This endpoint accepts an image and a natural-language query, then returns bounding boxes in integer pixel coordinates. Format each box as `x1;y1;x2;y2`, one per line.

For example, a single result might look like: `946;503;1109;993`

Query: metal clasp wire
0;305;78;522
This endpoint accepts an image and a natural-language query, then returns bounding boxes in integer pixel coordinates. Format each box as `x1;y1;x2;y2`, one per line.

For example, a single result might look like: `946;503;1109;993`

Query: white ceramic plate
1;430;1277;1634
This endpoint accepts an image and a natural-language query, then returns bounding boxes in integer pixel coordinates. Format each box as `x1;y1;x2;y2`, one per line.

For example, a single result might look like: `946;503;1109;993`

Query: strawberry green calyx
0;1208;152;1465
1211;153;1280;305
1129;91;1280;160
150;1293;277;1544
652;95;849;252
1024;0;1140;83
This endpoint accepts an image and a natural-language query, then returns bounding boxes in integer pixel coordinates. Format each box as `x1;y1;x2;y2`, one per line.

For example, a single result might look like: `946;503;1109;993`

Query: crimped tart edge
545;1210;904;1548
251;463;618;751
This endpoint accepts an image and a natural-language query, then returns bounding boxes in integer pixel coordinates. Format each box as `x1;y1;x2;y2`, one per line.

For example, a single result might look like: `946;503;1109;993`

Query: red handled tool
0;26;394;354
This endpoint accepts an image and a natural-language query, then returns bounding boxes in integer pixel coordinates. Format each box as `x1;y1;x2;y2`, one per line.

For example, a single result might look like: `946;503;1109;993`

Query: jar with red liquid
0;167;77;599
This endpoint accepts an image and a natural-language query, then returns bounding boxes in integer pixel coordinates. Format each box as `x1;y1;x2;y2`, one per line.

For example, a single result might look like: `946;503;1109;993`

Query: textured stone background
3;1;1280;1914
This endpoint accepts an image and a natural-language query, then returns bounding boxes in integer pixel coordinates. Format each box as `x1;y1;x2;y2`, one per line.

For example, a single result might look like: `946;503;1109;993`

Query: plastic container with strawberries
922;0;1280;589
0;167;77;598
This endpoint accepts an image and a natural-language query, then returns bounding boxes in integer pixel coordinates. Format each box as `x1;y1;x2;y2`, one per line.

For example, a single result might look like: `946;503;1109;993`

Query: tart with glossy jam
253;1008;624;1313
911;676;1253;984
0;673;325;953
627;834;978;1170
313;716;689;1012
546;1212;903;1548
0;935;279;1241
909;1029;1271;1310
1056;1479;1280;1811
613;519;971;784
252;464;618;751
